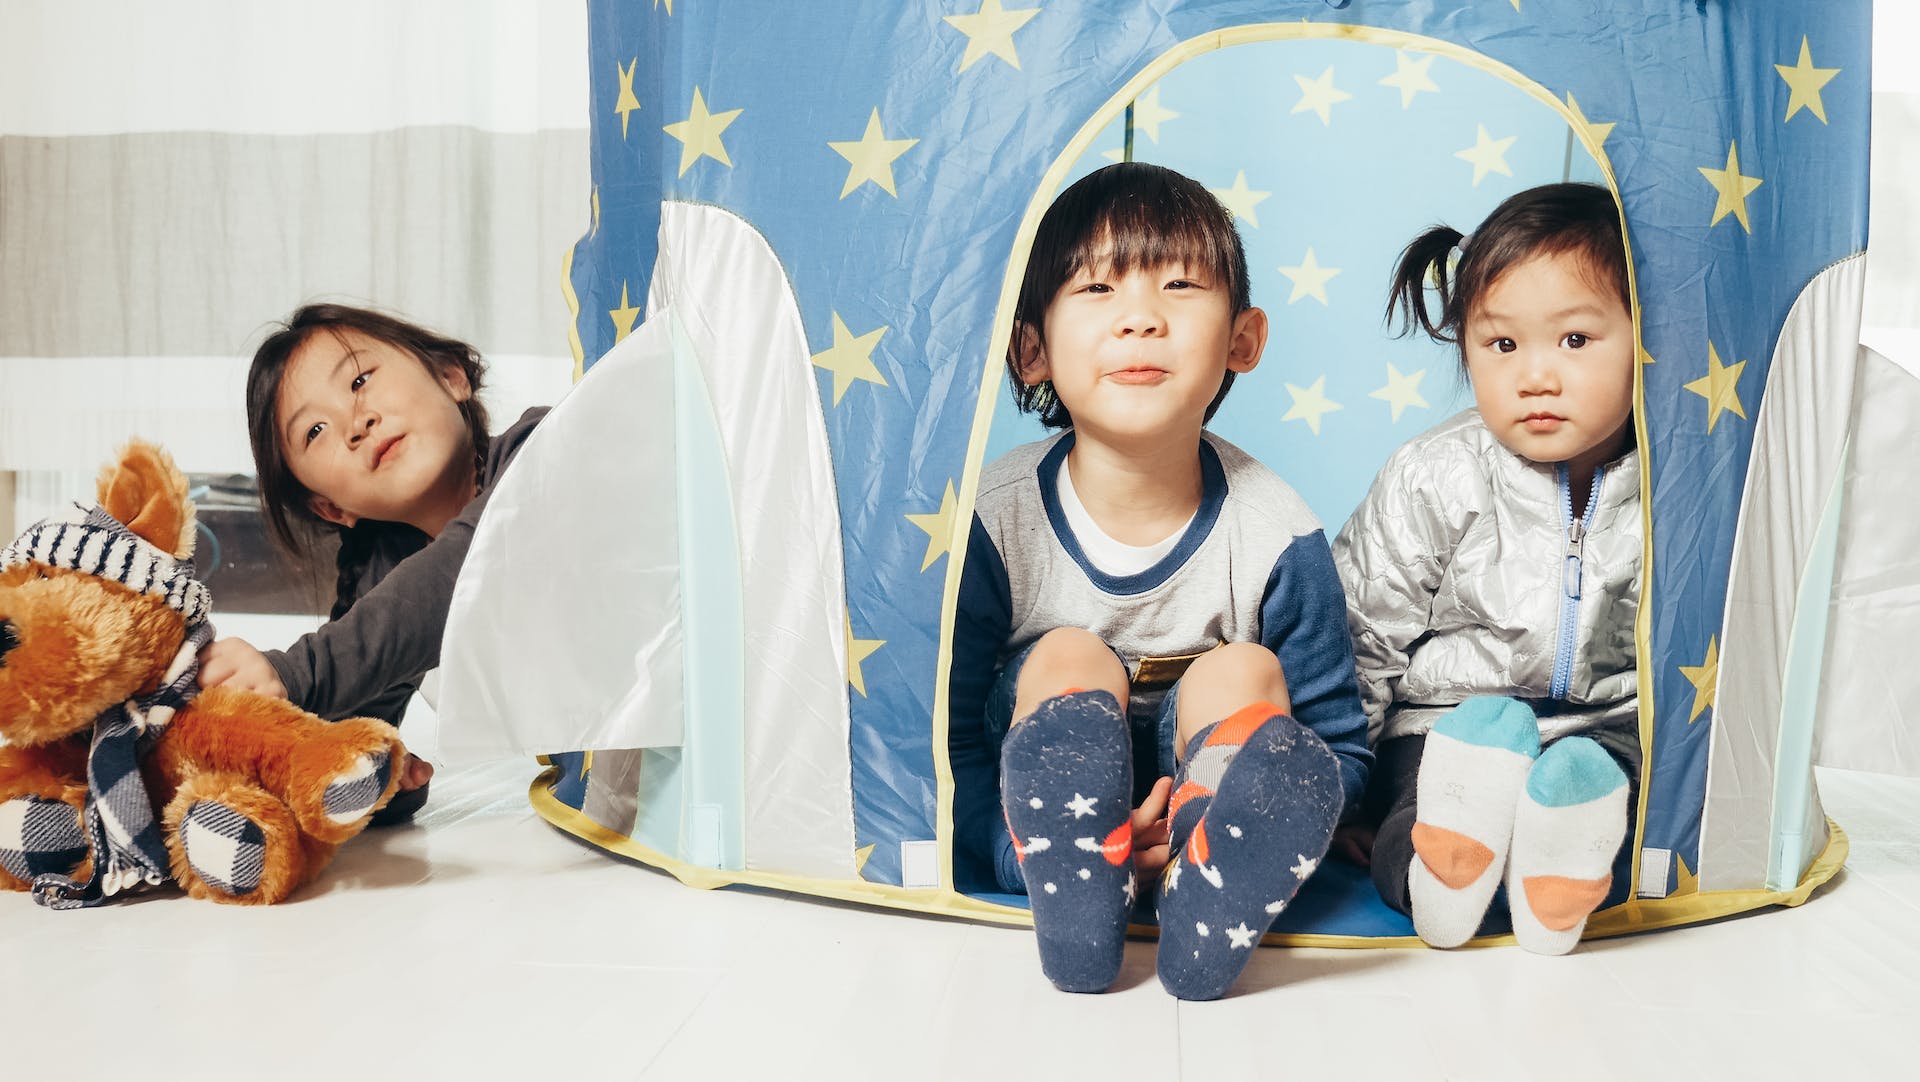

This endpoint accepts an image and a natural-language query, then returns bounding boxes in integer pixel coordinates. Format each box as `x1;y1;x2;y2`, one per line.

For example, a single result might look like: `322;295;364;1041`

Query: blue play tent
439;0;1868;944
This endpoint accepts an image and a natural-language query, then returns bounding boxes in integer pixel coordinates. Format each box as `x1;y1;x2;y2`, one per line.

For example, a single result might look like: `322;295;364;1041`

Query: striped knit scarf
2;502;215;909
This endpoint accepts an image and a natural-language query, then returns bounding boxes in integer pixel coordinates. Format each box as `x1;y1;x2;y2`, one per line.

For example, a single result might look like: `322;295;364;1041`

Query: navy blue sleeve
948;515;1020;893
1259;529;1374;820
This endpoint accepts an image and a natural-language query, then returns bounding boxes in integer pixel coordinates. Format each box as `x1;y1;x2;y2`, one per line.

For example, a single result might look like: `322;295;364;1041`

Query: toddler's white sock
1409;697;1540;948
1506;736;1629;956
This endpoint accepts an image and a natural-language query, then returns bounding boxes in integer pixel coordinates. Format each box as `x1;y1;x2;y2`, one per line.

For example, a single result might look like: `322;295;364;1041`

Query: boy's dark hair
245;303;491;619
1385;182;1629;365
1007;162;1252;430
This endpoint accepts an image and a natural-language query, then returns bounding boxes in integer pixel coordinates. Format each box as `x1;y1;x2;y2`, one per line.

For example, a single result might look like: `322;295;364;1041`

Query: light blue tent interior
439;0;1869;944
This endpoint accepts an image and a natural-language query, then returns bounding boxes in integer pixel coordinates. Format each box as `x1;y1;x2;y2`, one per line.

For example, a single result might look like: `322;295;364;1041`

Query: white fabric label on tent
435;312;687;763
1637;847;1672;899
900;841;940;890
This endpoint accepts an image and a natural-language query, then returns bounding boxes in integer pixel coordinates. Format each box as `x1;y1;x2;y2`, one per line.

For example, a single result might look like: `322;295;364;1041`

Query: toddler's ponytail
1385;225;1467;344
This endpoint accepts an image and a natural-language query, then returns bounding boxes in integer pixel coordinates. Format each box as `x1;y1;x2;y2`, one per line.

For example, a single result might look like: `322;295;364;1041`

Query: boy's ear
308;494;360;529
1011;322;1050;386
1226;306;1270;374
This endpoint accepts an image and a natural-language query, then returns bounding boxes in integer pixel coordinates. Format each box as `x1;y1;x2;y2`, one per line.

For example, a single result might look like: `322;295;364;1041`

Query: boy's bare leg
1012;627;1127;721
1172;642;1289;760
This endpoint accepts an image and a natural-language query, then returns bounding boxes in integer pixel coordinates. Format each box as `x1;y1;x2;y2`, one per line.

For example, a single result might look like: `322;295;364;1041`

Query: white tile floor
5;765;1915;1080
3;615;1915;1079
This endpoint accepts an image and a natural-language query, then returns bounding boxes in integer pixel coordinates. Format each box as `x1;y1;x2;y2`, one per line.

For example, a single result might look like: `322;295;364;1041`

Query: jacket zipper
1551;462;1604;700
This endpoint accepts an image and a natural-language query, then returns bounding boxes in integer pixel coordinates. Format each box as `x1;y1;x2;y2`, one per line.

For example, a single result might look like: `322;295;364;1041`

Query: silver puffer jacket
1332;410;1641;765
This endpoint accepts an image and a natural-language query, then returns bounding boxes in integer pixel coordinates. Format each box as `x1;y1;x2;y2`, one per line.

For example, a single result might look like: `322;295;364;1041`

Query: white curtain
0;0;585;528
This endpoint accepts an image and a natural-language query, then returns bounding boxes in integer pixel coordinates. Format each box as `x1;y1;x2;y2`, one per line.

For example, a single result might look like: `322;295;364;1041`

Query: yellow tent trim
530;767;1846;947
934;16;1638;898
561;243;586;382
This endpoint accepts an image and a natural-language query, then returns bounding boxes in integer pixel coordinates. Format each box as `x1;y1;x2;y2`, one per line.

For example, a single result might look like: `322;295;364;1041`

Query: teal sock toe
1432;696;1541;759
1526;737;1628;806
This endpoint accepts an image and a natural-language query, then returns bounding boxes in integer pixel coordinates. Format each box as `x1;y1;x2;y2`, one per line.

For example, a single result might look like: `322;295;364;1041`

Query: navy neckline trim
1037;432;1228;596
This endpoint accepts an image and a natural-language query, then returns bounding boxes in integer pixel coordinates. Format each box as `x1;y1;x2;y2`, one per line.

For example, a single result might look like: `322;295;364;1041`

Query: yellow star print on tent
614;59;640;138
810;313;889;404
942;0;1040;73
1679;636;1719;723
1698;142;1764;233
1776;37;1840;123
1563;93;1615;149
1684;343;1747;433
1282;375;1342;435
904;481;958;572
845;612;885;698
1278;248;1340;305
829;109;920;198
1369;363;1430;422
1379;50;1439;109
1131;85;1180;143
663;87;742;177
1291;67;1353;125
1455;123;1516;186
608;282;640;342
1674;854;1700;896
1209;171;1271;227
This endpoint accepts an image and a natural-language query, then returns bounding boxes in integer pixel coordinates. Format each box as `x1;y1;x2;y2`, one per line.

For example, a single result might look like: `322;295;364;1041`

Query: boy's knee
1029;628;1119;674
1017;628;1125;706
1190;642;1287;696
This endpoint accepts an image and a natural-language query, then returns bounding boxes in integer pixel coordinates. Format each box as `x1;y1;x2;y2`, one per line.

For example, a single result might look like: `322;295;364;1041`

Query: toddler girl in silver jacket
1333;183;1640;954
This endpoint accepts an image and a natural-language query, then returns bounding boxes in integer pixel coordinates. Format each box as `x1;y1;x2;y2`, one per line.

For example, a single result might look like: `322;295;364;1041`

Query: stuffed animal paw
0;441;405;907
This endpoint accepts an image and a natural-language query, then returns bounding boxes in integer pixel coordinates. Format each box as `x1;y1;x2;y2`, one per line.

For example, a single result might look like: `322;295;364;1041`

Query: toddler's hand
1130;775;1173;883
197;636;288;699
1330;823;1374;868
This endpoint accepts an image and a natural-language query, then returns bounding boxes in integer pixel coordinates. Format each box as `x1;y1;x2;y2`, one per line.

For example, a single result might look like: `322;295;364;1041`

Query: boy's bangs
1071;200;1237;293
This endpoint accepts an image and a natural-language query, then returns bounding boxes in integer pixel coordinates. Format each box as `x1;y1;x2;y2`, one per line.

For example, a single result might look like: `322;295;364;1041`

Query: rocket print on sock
1075;821;1132;865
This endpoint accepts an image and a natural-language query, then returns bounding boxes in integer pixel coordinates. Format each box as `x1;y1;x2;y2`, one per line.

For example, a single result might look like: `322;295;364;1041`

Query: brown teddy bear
0;441;406;907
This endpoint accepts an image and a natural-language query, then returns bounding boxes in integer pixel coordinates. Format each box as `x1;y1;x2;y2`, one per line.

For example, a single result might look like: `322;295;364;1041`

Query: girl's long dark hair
1385;182;1629;359
245;303;490;618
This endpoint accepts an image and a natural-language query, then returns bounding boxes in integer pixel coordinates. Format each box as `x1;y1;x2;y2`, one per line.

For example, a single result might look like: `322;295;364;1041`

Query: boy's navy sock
1155;705;1341;1001
1164;701;1273;856
1000;688;1135;993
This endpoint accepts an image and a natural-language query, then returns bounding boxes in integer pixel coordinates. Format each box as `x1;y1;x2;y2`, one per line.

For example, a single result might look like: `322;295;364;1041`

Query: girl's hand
399;753;435;792
1130;775;1173;884
197;636;288;699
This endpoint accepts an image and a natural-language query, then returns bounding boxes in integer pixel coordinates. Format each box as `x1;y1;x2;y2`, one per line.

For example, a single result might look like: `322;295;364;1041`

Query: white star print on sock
1290;854;1318;880
1065;793;1098;819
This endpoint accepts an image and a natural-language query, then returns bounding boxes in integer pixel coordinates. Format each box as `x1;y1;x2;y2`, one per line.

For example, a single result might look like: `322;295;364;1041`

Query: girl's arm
948;515;1019;892
1329;442;1470;742
264;409;547;719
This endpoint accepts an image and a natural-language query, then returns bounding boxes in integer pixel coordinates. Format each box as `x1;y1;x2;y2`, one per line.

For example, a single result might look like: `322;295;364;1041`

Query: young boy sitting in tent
947;162;1372;1000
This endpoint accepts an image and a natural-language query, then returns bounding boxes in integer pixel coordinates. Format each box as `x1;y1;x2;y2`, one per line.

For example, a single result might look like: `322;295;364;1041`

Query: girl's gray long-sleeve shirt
266;407;548;723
